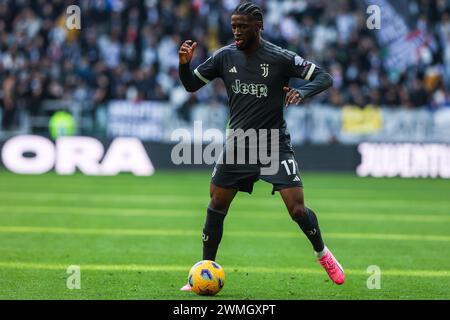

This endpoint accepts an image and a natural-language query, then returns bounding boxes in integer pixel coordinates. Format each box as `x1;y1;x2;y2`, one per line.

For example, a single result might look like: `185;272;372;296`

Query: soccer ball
188;260;225;296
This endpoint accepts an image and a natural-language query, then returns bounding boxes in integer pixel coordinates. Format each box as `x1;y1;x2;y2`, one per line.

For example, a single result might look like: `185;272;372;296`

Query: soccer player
178;2;345;290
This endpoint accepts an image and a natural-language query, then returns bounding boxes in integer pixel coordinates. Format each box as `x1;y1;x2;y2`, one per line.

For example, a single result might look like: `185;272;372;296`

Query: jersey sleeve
194;51;222;84
283;50;318;81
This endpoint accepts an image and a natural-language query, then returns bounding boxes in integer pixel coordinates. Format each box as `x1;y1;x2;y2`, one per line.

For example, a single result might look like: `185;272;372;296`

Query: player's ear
255;21;263;32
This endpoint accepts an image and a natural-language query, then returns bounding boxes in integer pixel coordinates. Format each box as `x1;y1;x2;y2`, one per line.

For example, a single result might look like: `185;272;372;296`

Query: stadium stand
0;0;449;139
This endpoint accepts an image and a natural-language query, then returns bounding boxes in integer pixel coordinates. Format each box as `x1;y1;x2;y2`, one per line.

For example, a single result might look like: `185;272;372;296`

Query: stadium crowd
0;0;450;130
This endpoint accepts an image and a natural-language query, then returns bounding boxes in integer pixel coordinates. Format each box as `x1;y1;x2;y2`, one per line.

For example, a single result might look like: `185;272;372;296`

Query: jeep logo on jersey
231;79;268;98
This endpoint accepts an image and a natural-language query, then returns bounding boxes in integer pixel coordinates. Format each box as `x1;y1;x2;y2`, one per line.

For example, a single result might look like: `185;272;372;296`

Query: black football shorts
211;150;303;194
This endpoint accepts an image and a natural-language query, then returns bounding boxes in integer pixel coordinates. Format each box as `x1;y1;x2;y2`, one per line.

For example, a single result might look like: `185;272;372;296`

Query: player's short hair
232;2;264;29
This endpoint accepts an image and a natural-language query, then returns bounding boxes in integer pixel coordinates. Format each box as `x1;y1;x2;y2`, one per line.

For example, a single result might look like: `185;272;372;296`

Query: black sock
202;207;226;261
293;207;325;252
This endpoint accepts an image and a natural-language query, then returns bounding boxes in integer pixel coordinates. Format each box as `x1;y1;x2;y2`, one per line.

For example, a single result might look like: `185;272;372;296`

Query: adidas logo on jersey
293;176;300;182
229;66;237;73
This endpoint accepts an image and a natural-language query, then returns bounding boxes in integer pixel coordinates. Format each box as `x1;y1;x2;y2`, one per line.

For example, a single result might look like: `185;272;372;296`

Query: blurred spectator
1;72;17;130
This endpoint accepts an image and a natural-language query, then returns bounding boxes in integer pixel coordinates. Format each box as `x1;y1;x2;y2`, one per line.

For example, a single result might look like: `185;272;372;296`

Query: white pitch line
0;226;449;242
0;261;448;278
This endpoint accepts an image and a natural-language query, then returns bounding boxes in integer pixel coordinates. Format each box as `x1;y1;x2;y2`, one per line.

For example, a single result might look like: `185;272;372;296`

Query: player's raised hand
283;86;303;107
179;40;198;65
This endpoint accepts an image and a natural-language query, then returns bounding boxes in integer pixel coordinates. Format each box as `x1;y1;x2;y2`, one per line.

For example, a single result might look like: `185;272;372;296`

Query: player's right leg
180;183;237;291
203;183;238;260
181;146;258;292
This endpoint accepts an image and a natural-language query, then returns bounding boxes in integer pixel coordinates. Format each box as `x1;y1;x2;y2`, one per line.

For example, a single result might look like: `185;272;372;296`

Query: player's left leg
279;187;345;285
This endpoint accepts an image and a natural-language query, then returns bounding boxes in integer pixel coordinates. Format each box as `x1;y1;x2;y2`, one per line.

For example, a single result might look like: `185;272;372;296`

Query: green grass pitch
0;170;449;300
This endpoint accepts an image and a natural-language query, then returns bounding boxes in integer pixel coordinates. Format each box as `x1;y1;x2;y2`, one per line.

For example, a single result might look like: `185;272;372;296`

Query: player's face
231;15;260;50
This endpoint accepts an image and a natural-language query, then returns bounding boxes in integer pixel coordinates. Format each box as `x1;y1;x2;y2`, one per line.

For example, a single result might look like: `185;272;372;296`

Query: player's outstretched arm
178;40;206;92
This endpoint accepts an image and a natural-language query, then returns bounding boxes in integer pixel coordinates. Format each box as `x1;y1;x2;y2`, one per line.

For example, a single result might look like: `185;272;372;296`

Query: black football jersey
194;39;318;152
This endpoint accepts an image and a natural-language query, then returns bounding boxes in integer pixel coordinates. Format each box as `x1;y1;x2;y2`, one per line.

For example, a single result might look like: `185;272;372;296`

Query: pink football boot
318;248;345;285
180;283;192;291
